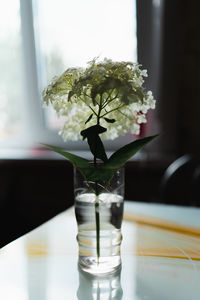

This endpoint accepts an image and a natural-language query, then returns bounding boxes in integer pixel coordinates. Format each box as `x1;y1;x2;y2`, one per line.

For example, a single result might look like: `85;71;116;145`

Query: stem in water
94;99;103;264
95;182;100;264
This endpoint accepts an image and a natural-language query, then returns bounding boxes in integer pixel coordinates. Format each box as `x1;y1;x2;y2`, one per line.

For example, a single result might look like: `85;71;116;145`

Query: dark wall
0;159;73;248
160;0;200;155
137;0;200;156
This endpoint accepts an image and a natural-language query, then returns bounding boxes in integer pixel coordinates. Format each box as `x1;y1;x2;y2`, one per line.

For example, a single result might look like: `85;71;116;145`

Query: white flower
42;57;156;141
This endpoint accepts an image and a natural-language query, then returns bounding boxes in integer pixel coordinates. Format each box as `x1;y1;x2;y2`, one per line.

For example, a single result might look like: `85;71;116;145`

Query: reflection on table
77;267;123;300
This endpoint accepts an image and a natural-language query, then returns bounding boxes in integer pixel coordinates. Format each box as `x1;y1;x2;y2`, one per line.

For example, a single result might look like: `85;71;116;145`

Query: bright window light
34;0;137;130
0;0;24;144
0;0;137;151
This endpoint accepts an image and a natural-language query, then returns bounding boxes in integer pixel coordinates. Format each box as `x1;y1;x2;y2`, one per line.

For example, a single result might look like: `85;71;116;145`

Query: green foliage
104;117;116;123
43;135;157;183
103;135;158;169
85;113;93;124
81;125;108;162
43;144;91;168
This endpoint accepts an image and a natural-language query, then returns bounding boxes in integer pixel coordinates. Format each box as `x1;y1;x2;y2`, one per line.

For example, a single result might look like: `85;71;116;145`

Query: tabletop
0;201;200;300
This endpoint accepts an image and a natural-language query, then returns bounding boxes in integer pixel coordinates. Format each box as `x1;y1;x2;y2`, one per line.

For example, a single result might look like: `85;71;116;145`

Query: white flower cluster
42;58;156;141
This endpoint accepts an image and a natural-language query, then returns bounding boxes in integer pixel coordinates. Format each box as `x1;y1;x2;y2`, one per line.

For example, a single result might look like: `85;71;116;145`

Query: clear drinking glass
74;167;124;275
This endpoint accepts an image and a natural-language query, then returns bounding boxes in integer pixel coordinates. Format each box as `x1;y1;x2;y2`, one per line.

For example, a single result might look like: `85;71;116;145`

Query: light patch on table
26;243;48;256
123;213;200;261
25;211;78;257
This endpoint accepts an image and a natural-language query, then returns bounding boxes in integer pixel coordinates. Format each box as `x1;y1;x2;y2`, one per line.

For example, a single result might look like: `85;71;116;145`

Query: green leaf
85;113;93;124
42;144;91;169
87;134;108;162
67;90;73;102
81;166;115;183
81;125;106;139
91;78;122;102
42;144;113;182
104;135;158;169
81;125;108;162
42;135;158;185
104;117;116;123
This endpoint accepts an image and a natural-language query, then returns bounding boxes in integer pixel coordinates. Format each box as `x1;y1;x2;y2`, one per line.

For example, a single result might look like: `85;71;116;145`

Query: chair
161;154;200;206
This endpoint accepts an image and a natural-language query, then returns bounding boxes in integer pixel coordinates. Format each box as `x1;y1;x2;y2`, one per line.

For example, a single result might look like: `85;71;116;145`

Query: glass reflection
77;267;123;300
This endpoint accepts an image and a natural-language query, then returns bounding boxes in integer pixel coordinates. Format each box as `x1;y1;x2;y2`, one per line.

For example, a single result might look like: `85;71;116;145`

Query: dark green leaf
42;135;158;185
80;166;115;183
100;78;121;92
80;125;108;162
81;125;107;140
125;89;145;104
42;144;91;169
85;113;93;124
67;90;73;101
42;144;113;182
87;134;108;162
104;135;158;169
91;78;122;101
104;117;116;123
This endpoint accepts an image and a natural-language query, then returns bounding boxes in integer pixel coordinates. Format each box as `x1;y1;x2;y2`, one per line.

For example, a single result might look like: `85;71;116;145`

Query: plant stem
101;104;125;118
94;182;100;264
94;97;102;264
79;96;98;116
101;92;119;109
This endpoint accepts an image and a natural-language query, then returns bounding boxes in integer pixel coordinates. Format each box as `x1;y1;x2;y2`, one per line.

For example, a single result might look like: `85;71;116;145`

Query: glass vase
74;166;124;275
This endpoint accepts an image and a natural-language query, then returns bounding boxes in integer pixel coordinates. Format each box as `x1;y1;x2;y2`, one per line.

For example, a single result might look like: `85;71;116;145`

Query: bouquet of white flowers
42;57;156;265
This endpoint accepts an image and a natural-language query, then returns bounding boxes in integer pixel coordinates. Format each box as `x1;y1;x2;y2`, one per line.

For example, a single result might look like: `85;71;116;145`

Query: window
0;0;24;147
2;1;163;153
33;0;137;150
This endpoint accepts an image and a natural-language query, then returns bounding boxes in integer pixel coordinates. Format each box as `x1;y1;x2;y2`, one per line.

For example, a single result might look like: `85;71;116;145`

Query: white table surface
0;201;200;300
